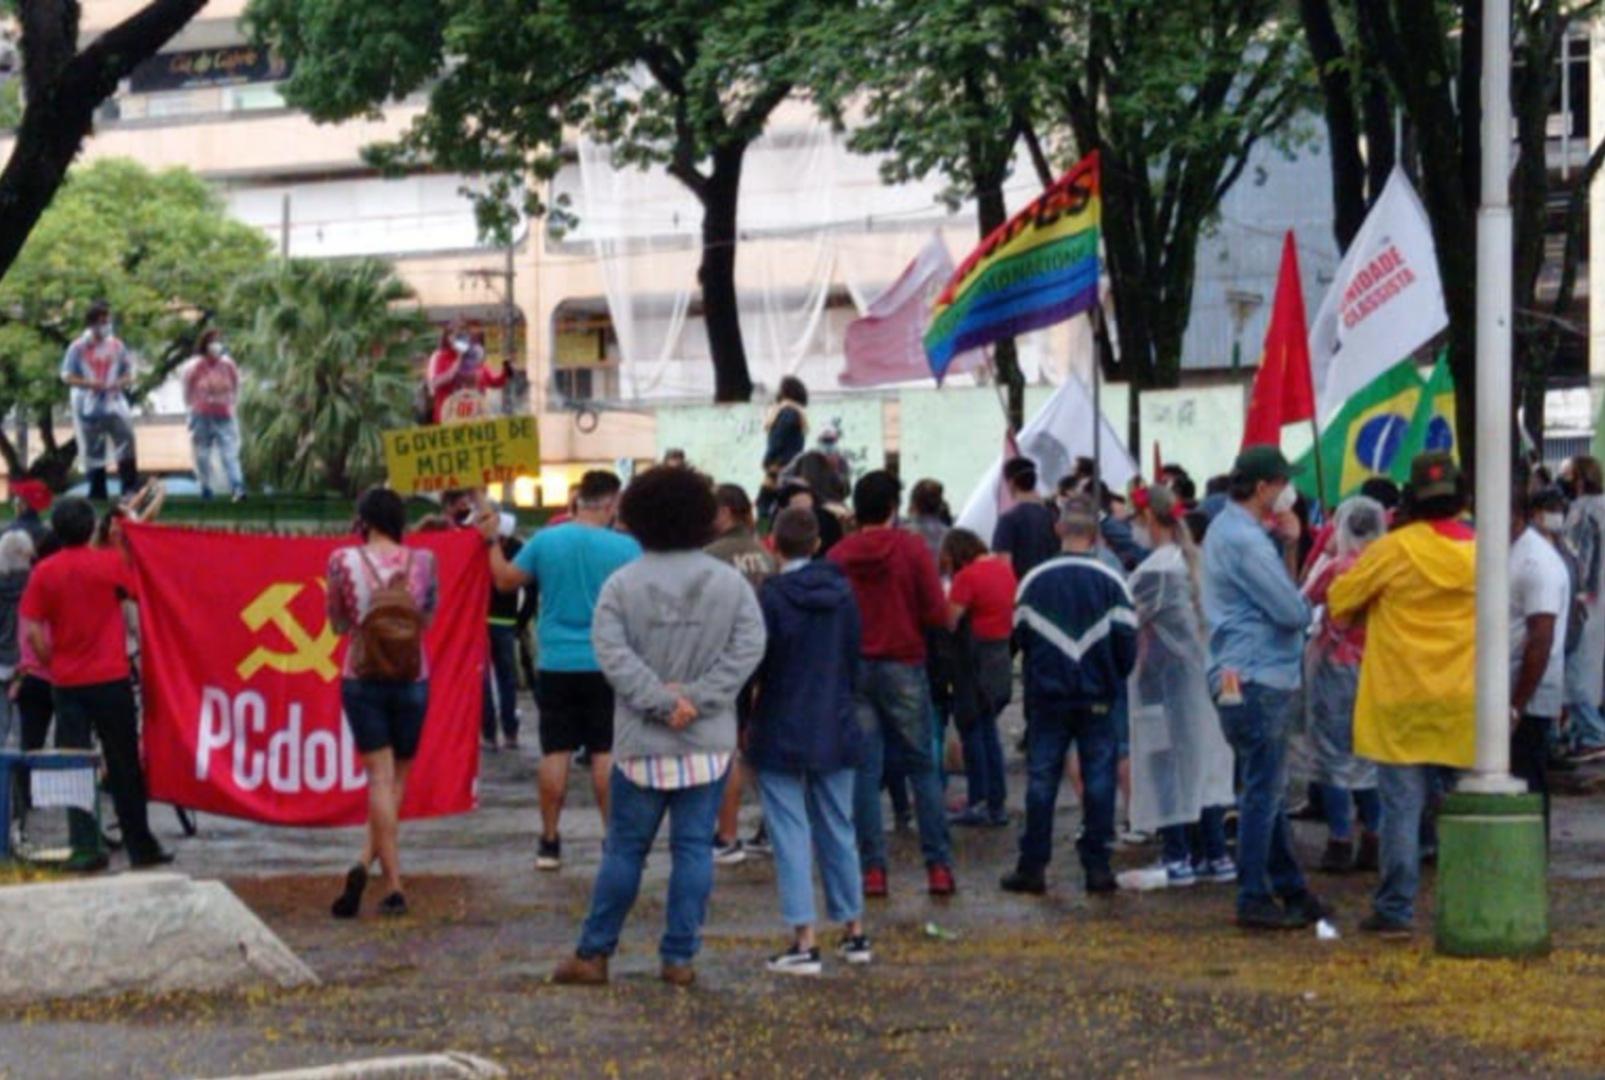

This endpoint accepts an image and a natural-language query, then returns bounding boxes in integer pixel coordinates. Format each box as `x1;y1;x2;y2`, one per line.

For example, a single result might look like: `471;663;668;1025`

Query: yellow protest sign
384;416;541;494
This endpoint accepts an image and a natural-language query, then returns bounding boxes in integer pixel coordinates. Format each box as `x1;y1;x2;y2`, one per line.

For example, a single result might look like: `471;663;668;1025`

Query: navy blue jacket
1015;553;1138;712
749;560;863;772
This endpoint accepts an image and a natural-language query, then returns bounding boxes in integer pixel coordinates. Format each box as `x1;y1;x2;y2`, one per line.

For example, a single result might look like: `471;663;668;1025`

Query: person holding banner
20;496;169;871
554;466;766;987
481;470;639;871
326;488;440;919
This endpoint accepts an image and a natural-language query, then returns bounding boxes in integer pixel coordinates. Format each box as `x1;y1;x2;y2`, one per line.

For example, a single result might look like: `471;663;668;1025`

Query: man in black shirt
992;458;1060;581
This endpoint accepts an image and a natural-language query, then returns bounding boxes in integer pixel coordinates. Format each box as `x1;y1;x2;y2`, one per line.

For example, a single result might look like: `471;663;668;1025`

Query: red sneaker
863;866;888;898
927;863;957;896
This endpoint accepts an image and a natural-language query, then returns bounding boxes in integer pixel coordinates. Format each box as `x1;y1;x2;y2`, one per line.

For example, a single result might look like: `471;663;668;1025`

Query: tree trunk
1300;0;1368;250
0;0;206;281
976;181;1025;431
698;144;753;404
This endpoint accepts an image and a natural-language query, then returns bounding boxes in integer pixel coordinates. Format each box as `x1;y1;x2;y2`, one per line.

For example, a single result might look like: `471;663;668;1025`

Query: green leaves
0;158;272;425
227;258;429;495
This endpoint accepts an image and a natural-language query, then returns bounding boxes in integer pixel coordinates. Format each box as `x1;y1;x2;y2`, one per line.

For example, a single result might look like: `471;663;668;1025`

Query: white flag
1308;167;1448;423
839;234;981;387
955;373;1137;542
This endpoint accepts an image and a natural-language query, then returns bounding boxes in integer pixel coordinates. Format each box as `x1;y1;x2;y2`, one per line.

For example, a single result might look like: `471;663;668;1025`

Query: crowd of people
6;367;1604;985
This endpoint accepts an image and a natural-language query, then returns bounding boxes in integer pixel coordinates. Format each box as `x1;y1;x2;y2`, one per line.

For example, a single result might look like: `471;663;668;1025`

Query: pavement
7;697;1605;1078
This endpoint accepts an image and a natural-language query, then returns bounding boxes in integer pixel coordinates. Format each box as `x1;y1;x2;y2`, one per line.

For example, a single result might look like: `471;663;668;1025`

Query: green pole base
1434;791;1550;958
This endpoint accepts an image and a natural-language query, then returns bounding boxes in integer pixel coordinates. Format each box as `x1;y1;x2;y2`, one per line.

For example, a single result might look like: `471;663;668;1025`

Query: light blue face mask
452;336;471;354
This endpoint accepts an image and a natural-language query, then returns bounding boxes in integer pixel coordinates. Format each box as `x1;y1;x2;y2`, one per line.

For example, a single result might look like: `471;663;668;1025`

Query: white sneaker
713;838;748;866
838;935;873;965
1117;866;1171;892
767;945;823;976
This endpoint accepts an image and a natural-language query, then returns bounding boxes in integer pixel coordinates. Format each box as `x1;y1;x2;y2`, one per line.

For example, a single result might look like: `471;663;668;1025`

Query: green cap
1231;445;1300;485
1409;451;1460;501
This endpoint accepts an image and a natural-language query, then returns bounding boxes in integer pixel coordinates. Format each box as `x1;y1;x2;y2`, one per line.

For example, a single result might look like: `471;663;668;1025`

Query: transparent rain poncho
1303;495;1386;788
1127;543;1236;833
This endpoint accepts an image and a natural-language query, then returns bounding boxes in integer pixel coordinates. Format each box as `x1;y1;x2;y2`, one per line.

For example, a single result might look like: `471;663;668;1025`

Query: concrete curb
200;1052;507;1080
0;872;317;1003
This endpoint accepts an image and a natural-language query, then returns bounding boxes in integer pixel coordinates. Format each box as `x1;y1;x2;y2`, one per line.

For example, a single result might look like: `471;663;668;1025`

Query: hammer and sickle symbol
235;581;340;682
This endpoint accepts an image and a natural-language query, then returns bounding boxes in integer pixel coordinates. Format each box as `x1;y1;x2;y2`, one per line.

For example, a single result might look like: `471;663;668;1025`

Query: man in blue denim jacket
1201;446;1330;930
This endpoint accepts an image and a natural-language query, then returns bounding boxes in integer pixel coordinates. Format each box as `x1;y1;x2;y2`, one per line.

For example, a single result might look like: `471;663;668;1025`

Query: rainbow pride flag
924;152;1101;382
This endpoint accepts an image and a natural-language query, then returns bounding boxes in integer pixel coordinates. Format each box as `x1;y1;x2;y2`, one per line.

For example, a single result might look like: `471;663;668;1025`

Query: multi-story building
0;2;1414;502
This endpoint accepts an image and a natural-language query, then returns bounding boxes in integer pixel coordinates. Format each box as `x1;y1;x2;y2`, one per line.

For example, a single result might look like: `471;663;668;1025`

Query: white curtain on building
570;116;1045;403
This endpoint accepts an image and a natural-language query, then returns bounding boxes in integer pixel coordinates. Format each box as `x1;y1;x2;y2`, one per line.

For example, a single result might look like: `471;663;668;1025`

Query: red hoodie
829;525;948;663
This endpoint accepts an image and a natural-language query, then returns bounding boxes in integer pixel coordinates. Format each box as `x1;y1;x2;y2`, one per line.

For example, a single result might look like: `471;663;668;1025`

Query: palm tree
229;259;429;496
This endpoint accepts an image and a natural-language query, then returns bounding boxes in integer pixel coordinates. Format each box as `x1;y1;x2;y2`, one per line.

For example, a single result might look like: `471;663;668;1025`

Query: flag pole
1091;308;1105;494
1308;413;1329;512
982;353;1017;435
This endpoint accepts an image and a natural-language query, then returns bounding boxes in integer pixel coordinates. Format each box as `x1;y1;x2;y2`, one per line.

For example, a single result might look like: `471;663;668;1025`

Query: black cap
1408;452;1460;502
1231;445;1300;485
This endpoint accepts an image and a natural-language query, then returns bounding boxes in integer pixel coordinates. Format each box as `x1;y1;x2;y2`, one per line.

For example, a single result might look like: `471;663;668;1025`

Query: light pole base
1434;792;1549;958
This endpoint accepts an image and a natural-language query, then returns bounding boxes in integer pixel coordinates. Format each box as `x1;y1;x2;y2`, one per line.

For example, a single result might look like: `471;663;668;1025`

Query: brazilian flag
1394;352;1457;468
1294;360;1424;507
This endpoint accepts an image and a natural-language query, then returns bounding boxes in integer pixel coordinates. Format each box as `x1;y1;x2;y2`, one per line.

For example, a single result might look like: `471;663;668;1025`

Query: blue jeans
189;413;243;496
1217;683;1307;912
576;767;728;965
962;710;1007;815
1160;806;1229;866
1319;783;1380;842
1019;702;1117;874
481;624;520;742
853;660;952;871
1374;763;1451;924
756;768;862;928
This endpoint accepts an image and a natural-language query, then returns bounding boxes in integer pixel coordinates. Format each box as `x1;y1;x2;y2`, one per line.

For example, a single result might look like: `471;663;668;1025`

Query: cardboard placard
384;416;540;493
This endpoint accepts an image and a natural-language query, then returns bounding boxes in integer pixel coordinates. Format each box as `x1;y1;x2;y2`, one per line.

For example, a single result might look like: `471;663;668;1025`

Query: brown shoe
552;953;608;985
661;962;696;988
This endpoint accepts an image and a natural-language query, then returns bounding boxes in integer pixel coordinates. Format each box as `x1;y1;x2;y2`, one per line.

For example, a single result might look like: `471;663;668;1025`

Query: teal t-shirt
515;522;641;671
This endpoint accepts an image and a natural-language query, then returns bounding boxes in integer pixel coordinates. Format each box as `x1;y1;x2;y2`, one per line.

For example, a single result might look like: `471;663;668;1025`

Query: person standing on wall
61;301;138;502
181;328;246;502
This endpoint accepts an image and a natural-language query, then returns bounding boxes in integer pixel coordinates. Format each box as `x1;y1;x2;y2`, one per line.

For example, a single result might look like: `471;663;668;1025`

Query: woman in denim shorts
326;488;438;918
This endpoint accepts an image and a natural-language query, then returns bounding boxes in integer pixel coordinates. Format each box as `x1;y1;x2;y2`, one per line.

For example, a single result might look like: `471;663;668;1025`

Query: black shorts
342;678;430;761
536;671;615;755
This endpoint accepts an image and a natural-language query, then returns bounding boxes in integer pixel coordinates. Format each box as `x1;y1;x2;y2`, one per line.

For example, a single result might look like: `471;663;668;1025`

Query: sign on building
129;46;291;94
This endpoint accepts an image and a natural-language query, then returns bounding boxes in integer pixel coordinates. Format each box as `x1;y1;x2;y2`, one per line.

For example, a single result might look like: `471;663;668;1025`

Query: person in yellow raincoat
1327;452;1476;938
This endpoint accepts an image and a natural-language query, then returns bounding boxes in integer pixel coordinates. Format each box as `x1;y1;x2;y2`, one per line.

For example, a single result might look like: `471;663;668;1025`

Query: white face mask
1539;512;1565;534
1271;482;1297;515
451;336;471;354
206;340;225;358
92;322;112;341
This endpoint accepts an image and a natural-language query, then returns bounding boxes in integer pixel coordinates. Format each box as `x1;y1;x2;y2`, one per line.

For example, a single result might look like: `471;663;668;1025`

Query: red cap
11;479;51;513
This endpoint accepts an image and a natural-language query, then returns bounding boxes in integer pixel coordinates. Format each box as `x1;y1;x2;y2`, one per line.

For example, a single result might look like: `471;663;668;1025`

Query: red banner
124;524;488;826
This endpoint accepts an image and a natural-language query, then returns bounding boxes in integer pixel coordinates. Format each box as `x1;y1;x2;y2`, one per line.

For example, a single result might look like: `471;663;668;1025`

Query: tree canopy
230;258;430;496
247;0;844;402
0;158;271;482
1300;0;1605;470
0;0;208;286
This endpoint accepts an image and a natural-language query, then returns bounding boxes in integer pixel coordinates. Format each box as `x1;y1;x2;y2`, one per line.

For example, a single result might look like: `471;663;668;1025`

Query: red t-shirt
950;555;1019;642
19;546;137;687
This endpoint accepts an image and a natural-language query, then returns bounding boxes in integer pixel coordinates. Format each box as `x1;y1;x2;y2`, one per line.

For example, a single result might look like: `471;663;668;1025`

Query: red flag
1241;232;1316;448
125;524;487;826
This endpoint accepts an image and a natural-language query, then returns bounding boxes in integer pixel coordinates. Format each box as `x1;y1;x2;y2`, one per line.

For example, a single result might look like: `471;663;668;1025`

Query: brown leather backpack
351;548;423;682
